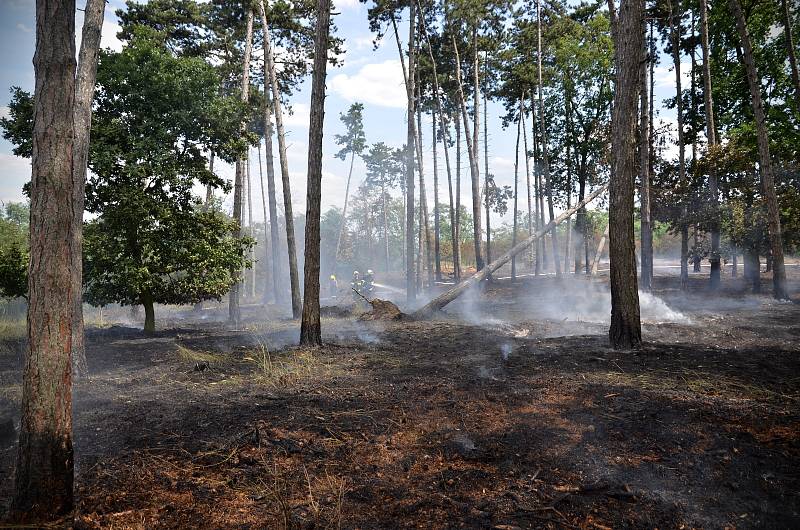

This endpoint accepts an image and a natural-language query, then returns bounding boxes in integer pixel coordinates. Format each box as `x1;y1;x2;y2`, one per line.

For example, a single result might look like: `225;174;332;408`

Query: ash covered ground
1;269;799;528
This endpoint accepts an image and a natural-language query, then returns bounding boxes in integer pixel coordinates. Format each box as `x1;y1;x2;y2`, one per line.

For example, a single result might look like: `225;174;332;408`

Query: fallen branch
412;184;608;317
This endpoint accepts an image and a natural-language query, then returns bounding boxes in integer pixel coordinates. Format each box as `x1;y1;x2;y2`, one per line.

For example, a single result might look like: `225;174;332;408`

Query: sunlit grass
176;344;228;364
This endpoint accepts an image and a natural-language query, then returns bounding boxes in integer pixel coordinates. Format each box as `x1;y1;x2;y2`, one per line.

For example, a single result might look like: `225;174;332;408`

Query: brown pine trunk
512;104;521;279
521;97;535;272
229;9;253;324
299;0;331;346
71;0;105;378
382;181;390;272
432;105;441;280
246;154;255;298
640;16;653;292
483;75;491;272
455;113;462;279
261;1;301;317
472;27;484;271
415;64;433;289
142;291;156;335
730;0;789;300
13;0;78;517
608;0;644;350
405;4;417;302
531;91;548;272
256;143;271;303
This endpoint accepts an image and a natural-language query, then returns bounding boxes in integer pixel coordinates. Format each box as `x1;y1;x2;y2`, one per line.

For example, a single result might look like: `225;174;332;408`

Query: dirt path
1;274;799;528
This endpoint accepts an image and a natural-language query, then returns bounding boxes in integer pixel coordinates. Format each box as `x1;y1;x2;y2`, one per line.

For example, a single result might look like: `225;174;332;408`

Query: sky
0;0;686;227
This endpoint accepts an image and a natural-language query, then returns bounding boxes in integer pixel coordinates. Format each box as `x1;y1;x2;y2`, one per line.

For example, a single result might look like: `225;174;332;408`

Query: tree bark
432;105;442;280
415;62;433;289
730;0;789;300
531;90;547;272
142;291;155;335
335;150;356;262
521;97;535;271
382;180;390;272
591;221;609;276
13;0;78;517
700;0;721;289
640;13;653;292
256;142;272;303
246;154;255;298
260;1;301;317
455;112;462;279
484;73;491;272
512;104;521;279
781;0;800;110
71;0;105;378
229;9;253;324
405;4;417;302
300;0;331;346
608;0;643;350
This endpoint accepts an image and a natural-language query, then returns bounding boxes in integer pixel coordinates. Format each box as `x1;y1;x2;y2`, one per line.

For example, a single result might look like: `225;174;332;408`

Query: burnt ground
0;271;799;529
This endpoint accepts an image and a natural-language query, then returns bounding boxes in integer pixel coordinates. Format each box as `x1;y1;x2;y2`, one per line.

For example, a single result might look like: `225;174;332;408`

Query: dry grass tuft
176;344;228;364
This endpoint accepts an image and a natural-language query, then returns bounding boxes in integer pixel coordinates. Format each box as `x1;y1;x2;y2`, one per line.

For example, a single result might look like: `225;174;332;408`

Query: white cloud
653;61;691;90
16;23;32;34
100;19;123;52
0;153;30;203
0;107;10;120
329;60;407;109
334;0;362;10
284;102;310;127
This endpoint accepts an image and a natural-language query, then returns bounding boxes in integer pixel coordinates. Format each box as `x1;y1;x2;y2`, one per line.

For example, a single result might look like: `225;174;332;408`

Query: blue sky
0;0;683;226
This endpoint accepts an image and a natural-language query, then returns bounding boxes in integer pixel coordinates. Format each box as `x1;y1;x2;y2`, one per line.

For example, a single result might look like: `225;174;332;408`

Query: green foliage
334;102;367;160
0;87;33;158
0;202;29;300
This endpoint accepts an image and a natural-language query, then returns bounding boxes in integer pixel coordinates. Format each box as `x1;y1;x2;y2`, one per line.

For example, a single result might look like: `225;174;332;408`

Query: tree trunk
256;143;272;303
415;63;433;289
432;105;441;280
700;0;721;289
732;250;737;277
382;181;390;272
229;9;253;324
531;90;548;272
405;3;417;303
563;86;573;273
483;72;491;272
575;150;587;274
261;1;301;317
781;0;800;110
512;103;521;279
455;112;462;279
640;16;653;292
246;154;255;299
142;291;155;335
12;0;78;519
299;0;330;346
414;185;607;317
335;150;356;262
521;97;535;272
591;221;609;276
71;0;105;379
537;0;561;276
608;0;644;350
206;151;215;206
730;0;789;300
452;37;484;273
666;0;689;291
258;42;283;304
472;26;484;272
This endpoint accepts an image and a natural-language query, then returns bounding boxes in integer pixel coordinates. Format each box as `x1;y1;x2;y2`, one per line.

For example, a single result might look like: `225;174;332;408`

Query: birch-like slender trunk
432;104;442;280
229;9;253;324
259;60;282;304
700;0;720;289
512;106;521;279
257;142;272;303
260;0;301;317
640;14;653;292
520;97;534;271
334;150;356;261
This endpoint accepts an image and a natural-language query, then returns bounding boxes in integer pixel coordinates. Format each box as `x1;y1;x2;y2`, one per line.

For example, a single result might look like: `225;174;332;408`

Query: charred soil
0;273;799;528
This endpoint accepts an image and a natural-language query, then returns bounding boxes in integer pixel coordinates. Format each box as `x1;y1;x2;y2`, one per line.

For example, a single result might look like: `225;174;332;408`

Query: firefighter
364;269;375;295
329;274;338;298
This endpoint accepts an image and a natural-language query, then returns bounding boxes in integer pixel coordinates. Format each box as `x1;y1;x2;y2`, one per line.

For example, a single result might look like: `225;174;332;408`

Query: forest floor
1;269;799;529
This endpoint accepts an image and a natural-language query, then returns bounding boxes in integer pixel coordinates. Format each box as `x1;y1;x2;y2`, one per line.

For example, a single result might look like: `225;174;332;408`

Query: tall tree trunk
257;142;273;303
531;91;548;272
13;0;78;518
261;1;301;317
142;290;155;335
483;71;491;272
432;105;442;280
452;36;484;272
781;0;800;109
512;104;521;279
71;0;105;378
730;0;789;299
229;9;253;324
575;150;587;274
247;153;255;298
415;63;433;289
667;0;689;291
521;97;535;271
608;0;644;350
592;221;609;276
259;49;282;304
700;0;721;289
563;86;573;273
382;180;390;272
300;0;331;346
537;0;561;276
205;152;215;206
640;14;653;292
455;112;462;279
335;150;356;261
473;27;485;272
405;4;417;302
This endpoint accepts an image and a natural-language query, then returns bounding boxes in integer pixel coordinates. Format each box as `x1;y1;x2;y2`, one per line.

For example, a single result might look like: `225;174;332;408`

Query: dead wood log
412;184;608;317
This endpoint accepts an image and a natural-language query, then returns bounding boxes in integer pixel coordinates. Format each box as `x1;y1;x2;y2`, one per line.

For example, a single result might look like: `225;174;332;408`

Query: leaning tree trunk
591;221;609;276
261;0;301;317
229;9;253;324
13;0;78;518
730;0;789;300
640;15;653;292
667;0;689;291
414;185;607;317
781;0;800;110
700;0;721;289
608;0;644;350
71;0;105;378
537;0;561;276
334;150;356;262
300;0;331;346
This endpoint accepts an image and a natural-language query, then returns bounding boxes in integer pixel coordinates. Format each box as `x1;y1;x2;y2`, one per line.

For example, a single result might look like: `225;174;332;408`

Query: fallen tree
412;184;608;317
